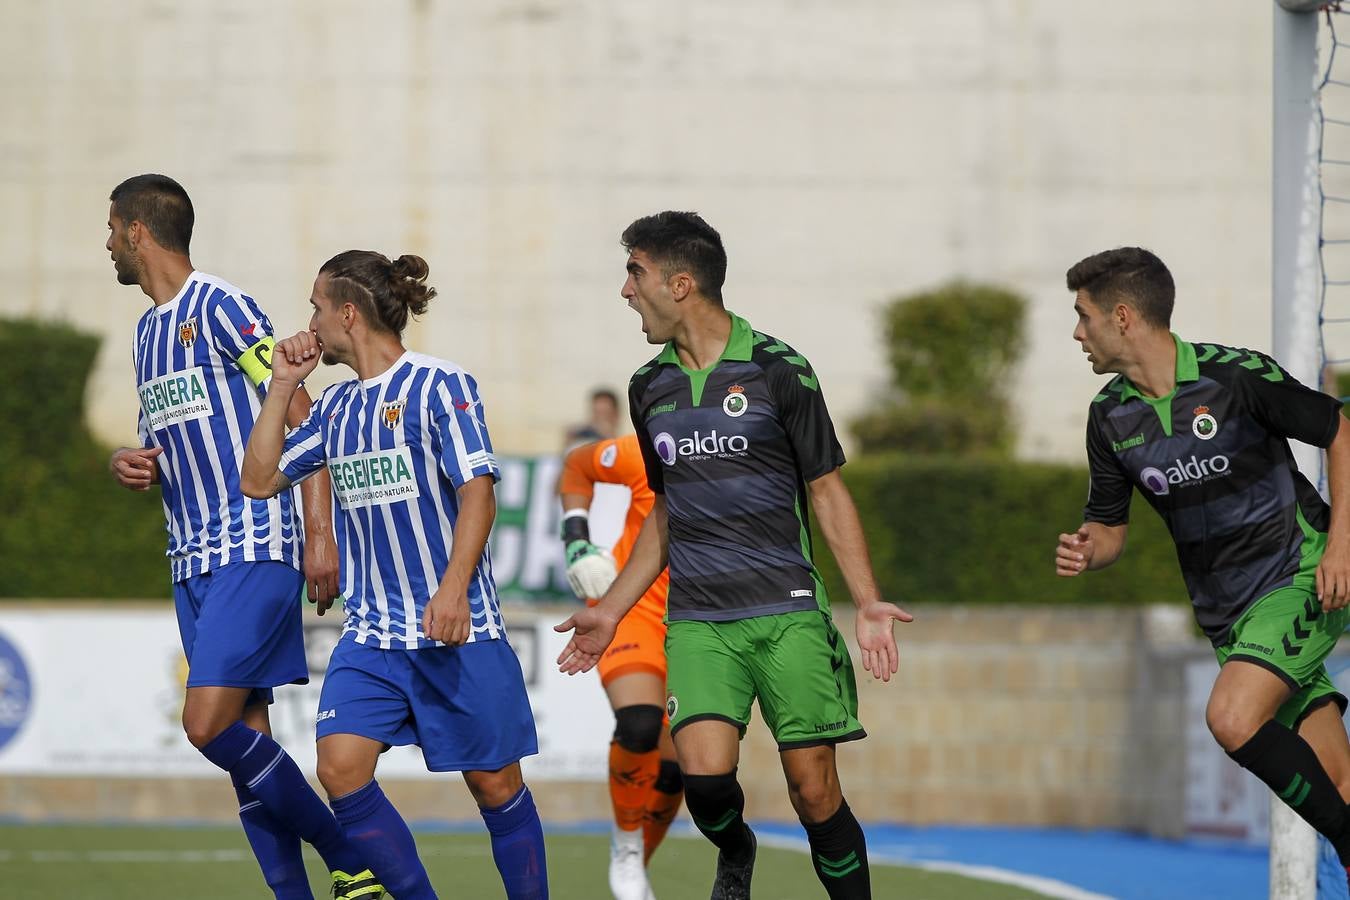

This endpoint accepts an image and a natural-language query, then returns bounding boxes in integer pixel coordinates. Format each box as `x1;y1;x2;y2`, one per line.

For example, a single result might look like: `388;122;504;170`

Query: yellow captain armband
237;335;276;387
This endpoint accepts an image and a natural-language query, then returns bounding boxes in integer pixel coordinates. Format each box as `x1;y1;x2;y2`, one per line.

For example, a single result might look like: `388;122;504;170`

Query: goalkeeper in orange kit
560;434;684;900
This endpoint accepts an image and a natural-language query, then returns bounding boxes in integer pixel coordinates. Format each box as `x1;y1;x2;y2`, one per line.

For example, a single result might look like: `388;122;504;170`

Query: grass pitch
0;823;1053;899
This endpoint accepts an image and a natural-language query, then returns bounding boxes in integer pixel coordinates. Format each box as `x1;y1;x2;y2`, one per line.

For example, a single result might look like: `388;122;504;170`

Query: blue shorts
316;634;539;773
174;561;308;705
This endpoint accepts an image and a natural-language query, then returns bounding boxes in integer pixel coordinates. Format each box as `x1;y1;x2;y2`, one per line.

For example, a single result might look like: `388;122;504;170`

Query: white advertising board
0;606;612;781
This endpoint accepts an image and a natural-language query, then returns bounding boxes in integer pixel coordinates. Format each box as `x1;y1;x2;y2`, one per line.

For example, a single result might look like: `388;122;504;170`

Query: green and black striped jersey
1084;334;1343;645
628;312;845;623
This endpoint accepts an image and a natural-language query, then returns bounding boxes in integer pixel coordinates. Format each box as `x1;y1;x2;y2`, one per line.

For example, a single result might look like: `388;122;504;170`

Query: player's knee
181;710;229;750
315;754;362;798
464;765;525;808
682;770;741;815
786;775;840;823
1205;695;1263;752
612;704;664;754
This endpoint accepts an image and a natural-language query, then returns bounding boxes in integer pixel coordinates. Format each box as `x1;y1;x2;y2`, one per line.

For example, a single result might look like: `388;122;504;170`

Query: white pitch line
753;832;1116;900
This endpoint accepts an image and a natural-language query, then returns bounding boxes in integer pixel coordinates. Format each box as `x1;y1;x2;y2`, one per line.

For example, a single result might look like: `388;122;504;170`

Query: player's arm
1318;412;1350;609
556;495;667;675
806;469;913;683
288;385;339;612
422;474;495;646
1057;413;1132;576
240;332;321;500
1055;521;1128;575
558;441;618;600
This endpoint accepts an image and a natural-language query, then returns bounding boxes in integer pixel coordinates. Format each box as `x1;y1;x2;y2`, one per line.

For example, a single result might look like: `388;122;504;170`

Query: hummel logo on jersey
653;429;750;465
1112;434;1145;452
646;401;677;420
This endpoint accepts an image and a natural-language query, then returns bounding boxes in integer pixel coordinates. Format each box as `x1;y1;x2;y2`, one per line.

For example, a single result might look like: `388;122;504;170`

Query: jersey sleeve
209;291;277;389
278;395;328;485
1082;415;1132;526
629;378;665;495
1234;352;1344;448
432;372;501;490
770;357;846;481
559;441;602;501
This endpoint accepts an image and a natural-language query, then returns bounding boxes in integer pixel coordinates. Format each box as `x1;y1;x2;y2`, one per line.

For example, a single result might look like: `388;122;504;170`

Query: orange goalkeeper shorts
596;594;668;687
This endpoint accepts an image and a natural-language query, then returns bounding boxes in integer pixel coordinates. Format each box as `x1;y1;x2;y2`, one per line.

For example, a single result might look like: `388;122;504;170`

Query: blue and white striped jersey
132;271;301;582
278;351;504;650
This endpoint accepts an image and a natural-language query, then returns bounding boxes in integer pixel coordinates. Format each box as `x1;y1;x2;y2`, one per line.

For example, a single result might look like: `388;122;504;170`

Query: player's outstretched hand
422;589;471;646
110;446;162;491
554;605;619;675
1055;526;1094;576
855;600;913;683
1317;537;1350;612
303;528;340;615
272;331;322;386
564;540;618;600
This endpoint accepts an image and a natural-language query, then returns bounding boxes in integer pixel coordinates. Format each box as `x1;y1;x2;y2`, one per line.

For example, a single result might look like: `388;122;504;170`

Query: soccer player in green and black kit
1055;247;1350;880
556;212;911;900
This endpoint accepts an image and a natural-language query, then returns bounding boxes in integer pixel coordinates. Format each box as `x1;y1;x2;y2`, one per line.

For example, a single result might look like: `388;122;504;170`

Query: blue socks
201;722;364;875
481;786;549;900
332;779;437;900
233;781;313;900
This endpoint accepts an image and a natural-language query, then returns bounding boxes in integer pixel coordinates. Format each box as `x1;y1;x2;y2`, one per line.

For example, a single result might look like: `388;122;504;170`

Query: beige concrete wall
0;605;1220;835
0;1;1278;461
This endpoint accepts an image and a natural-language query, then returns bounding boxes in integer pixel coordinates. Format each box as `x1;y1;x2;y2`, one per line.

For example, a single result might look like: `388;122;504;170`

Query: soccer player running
241;250;548;900
1055;247;1350;881
105;174;380;900
556;211;912;900
559;434;685;899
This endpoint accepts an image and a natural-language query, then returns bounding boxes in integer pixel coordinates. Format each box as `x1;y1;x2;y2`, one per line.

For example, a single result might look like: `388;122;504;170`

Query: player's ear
670;272;693;302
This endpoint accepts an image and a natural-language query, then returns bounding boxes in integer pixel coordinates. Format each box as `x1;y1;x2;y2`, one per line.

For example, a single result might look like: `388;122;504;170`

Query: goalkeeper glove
565;540;618;599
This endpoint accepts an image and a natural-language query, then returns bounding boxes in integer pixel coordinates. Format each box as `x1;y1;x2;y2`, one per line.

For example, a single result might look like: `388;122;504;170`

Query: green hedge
812;454;1189;607
0;318;169;598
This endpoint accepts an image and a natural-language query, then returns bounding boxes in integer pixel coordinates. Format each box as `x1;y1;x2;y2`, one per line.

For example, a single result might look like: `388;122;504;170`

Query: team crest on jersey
722;385;749;418
177;317;198;348
1192;406;1219;440
666;694;678;719
600;443;618;468
380;399;406;431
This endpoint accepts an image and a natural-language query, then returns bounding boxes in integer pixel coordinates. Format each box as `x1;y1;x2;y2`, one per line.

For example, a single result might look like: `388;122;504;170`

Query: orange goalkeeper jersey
560;433;670;614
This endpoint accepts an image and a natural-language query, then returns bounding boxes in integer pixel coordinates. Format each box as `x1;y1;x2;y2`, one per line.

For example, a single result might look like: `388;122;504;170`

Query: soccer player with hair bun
243;250;547;900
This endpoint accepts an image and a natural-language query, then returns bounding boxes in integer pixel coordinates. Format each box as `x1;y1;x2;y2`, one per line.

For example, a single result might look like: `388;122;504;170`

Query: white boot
609;825;652;900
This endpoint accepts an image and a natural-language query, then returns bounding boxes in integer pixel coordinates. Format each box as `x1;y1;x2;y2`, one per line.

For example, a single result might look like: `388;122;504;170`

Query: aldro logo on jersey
653;429;750;466
178;317;198;348
723;385;749;418
1192;406;1219;440
1138;454;1232;496
380;399;406;431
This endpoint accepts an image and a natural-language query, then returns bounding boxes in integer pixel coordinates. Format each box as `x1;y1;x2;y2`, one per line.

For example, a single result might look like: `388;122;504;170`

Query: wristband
561;508;590;543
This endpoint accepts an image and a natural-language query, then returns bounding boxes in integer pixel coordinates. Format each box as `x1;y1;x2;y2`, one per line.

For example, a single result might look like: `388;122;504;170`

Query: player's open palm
554;605;618;675
855;600;912;683
272;331;322;386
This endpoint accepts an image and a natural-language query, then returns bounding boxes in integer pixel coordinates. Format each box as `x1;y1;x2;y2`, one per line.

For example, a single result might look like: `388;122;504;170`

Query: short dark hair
319;250;436;336
590;388;619;407
1065;247;1174;328
621;211;727;304
109;174;194;254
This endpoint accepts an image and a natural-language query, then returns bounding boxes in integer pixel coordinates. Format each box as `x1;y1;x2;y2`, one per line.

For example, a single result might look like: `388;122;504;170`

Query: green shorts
1217;584;1349;728
664;609;865;751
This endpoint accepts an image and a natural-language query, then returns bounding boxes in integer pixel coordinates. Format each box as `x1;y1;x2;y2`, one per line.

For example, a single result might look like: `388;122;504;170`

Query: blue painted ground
416;819;1276;899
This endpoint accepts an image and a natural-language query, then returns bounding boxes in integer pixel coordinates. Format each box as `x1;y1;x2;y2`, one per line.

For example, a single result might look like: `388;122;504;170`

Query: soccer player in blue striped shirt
105;175;380;898
241;250;547;900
